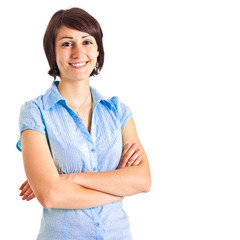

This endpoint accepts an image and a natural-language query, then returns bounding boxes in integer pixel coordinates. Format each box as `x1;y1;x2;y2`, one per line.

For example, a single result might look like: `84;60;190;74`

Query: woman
17;7;151;240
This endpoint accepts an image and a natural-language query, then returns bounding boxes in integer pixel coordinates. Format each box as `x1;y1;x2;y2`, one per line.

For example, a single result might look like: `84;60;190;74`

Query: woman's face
55;25;99;82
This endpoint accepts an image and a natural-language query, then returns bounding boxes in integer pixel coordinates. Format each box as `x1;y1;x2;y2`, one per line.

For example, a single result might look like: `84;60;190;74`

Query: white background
1;0;240;239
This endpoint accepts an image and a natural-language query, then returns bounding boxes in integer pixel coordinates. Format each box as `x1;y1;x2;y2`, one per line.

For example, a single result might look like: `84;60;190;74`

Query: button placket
91;207;104;239
90;106;98;172
90;146;98;172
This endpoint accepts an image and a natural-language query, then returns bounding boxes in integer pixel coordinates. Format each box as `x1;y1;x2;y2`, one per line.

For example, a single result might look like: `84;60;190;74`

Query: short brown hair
43;7;104;79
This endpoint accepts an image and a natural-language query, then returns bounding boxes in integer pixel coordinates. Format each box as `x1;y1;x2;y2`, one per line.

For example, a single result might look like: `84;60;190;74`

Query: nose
72;44;84;59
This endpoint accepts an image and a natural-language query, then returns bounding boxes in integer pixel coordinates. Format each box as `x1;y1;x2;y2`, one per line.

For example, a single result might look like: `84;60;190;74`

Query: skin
19;25;151;208
20;143;143;201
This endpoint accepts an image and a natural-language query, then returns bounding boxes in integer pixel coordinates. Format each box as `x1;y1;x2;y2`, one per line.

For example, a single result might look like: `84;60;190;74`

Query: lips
69;62;88;69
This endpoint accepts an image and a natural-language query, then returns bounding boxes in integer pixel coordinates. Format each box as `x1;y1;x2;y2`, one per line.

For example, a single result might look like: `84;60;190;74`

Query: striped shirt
17;81;133;240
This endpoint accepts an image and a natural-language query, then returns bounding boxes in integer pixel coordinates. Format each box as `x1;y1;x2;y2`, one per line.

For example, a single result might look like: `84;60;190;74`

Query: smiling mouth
69;62;88;68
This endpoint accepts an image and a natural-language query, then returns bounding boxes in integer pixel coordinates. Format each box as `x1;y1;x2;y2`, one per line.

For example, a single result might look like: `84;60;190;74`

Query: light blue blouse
17;81;133;240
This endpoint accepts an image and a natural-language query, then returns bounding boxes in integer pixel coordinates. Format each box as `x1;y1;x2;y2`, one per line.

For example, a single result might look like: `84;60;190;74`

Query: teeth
72;62;86;67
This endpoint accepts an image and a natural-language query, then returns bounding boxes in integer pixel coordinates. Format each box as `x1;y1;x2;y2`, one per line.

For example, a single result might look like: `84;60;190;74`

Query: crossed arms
19;118;151;209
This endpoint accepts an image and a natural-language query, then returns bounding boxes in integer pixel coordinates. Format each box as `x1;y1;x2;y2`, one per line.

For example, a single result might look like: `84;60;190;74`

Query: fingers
117;143;143;169
130;153;143;166
19;180;28;190
120;143;132;162
126;148;142;166
121;143;138;166
19;180;35;201
121;143;143;167
26;193;35;201
19;181;30;196
21;187;33;200
117;143;132;169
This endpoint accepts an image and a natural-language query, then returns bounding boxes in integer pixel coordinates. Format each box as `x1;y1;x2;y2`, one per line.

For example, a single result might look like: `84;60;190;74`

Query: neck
57;79;91;107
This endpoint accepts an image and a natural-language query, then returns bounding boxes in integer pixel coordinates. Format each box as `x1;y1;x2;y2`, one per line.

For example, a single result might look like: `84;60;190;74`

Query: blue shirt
17;81;133;240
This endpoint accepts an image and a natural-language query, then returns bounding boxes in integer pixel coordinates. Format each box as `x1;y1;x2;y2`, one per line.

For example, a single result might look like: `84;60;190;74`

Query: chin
60;69;93;82
72;74;90;82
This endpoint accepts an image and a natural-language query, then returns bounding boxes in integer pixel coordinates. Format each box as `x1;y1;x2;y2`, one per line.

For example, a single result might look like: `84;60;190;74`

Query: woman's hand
19;175;71;201
19;180;35;201
117;143;143;169
19;143;142;202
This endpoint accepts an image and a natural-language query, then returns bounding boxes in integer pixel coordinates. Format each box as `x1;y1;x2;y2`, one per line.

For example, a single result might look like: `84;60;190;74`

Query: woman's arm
60;118;151;197
21;129;122;209
19;142;141;201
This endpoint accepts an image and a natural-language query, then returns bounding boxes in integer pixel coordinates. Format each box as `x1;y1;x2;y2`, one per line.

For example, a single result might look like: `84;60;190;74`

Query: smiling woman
55;26;99;83
43;7;104;79
17;7;151;240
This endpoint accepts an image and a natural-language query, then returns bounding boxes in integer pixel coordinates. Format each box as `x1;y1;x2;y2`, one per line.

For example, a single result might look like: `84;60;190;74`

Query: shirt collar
42;81;113;110
90;86;113;110
43;81;65;110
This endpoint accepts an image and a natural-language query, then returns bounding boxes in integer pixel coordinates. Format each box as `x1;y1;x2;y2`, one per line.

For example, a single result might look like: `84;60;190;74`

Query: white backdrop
1;0;240;239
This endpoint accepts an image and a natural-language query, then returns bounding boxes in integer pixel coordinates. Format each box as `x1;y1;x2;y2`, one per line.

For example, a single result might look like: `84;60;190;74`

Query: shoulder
19;96;44;120
18;96;46;139
91;86;132;118
20;96;43;112
107;96;133;129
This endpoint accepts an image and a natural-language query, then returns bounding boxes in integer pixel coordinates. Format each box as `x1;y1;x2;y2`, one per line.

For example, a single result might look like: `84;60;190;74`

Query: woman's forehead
56;25;93;40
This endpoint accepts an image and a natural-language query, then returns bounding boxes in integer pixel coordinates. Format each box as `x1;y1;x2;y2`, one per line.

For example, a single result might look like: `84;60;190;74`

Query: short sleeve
16;101;47;152
110;97;133;129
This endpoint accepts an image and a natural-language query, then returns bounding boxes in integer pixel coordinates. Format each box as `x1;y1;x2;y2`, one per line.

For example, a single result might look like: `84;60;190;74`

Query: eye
62;42;73;47
83;40;93;45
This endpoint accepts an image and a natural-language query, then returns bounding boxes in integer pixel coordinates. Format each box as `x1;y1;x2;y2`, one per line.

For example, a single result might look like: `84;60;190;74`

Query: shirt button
91;148;96;153
95;222;100;227
93;167;97;171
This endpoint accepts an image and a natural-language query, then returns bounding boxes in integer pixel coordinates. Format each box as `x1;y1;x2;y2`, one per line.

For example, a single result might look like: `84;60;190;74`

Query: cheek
88;47;99;60
56;52;68;68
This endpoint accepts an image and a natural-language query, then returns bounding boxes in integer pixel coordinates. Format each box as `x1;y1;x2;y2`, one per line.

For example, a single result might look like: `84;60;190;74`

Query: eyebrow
58;35;92;41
